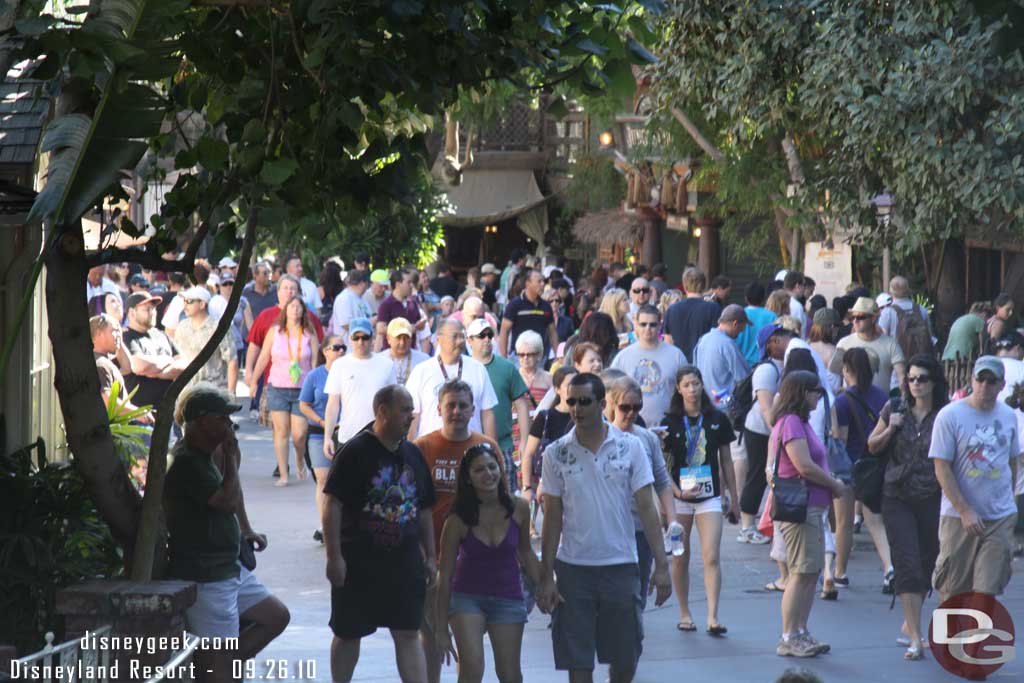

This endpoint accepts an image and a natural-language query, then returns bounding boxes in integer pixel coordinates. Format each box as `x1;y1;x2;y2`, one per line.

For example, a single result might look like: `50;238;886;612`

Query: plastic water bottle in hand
666;521;685;556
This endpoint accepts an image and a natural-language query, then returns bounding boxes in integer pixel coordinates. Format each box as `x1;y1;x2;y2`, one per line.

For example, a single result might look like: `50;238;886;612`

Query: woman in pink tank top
435;443;542;682
252;296;319;486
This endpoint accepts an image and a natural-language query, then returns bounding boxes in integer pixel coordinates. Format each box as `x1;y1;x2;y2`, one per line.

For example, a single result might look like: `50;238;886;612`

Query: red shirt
247;306;324;382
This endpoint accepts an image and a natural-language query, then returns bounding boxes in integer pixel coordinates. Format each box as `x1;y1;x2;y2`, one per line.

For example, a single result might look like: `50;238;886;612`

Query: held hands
326;556;347;587
673;484;702;501
535;577;565;614
650;564;672;607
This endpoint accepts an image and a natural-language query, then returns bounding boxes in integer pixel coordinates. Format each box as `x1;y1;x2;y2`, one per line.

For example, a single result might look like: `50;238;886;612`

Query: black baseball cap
126;292;163;309
181;386;243;423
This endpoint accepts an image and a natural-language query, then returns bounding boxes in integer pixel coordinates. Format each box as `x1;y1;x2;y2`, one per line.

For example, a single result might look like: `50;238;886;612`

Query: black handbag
770;428;809;523
848;395;888;514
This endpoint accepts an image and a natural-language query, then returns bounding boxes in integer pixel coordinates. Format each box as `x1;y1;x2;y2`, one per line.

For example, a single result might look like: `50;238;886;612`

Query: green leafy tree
648;1;1024;280
5;0;662;579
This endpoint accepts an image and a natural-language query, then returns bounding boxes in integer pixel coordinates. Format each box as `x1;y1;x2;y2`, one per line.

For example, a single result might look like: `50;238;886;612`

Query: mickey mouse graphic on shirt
964;421;1010;480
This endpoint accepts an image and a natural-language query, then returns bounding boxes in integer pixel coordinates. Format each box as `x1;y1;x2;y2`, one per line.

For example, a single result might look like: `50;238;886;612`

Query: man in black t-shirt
498;268;558;363
664;267;723;361
122;292;187;410
323;384;437;682
429;262;461;300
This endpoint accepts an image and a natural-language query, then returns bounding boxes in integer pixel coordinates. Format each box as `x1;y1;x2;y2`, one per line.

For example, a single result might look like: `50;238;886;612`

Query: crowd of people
85;250;1022;681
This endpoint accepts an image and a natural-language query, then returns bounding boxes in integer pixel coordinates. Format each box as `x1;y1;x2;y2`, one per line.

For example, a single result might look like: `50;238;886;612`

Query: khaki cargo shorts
933;513;1017;599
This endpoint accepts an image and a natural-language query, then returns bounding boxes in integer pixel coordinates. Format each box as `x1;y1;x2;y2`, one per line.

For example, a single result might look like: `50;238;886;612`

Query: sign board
803;241;853;305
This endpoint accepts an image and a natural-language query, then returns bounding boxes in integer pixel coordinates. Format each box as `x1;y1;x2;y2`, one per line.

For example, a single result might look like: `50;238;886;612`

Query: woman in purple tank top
435;442;542;682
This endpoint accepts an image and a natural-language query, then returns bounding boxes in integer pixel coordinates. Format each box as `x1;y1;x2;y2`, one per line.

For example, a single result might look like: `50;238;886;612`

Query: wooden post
695;216;721;277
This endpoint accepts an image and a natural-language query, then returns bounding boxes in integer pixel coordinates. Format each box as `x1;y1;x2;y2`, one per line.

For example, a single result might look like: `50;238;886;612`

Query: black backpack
727;361;777;431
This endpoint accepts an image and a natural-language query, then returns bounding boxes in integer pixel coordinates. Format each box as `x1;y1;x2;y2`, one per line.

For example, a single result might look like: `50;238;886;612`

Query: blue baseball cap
757;323;793;358
349;317;372;337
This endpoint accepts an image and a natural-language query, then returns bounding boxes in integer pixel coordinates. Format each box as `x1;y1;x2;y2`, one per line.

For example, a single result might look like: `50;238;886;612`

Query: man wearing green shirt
942;302;991;361
467;318;531;492
165;385;289;682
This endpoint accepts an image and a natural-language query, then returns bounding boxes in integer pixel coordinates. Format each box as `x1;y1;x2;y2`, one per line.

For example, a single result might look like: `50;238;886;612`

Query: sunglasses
350;335;371;342
975;375;1001;385
183;299;201;305
519;351;540;358
618;403;642;413
906;375;931;385
851;315;872;321
637;321;659;328
473;331;494;340
632;287;650;294
328;344;346;352
565;397;595;407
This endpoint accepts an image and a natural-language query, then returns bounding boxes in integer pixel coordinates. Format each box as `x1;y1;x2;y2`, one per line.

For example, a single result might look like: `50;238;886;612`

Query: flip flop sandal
676;622;697;632
904;646;925;661
765;581;786;592
707;624;728;636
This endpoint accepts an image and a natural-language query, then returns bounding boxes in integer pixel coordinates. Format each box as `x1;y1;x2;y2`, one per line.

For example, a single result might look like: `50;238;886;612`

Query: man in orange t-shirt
414;377;501;683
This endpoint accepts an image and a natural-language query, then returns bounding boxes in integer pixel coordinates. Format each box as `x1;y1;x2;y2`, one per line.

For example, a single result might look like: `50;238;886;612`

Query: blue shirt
299;365;331;427
693;328;750;403
737;306;777;366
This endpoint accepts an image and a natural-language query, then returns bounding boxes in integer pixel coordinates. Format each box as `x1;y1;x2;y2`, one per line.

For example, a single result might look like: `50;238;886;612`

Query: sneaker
833;575;850;587
736;528;753;543
249;409;258;420
273;466;280;478
882;569;895;595
853;515;863;533
313;529;323;543
800;633;831;654
746;530;770;544
777;636;817;658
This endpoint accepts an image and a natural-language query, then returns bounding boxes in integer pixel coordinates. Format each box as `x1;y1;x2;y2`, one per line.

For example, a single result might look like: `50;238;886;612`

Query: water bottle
666;521;685;557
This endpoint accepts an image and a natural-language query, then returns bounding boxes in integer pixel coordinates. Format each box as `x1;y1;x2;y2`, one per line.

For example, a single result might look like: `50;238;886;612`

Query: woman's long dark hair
841;346;874;394
783;348;817;378
902;354;949;411
770;370;820;426
451;443;515;527
667;365;715;418
551;366;578;408
577;311;618;364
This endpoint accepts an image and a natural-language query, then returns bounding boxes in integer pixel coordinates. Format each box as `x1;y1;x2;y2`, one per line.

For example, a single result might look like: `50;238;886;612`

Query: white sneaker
740;528;770;544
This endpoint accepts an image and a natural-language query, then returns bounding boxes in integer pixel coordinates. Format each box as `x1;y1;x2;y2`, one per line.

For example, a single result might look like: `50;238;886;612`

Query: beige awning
438;168;550;228
573;209;644;246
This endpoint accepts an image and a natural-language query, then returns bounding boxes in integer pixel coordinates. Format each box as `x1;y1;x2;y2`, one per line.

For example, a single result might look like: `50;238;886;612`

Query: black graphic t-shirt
324;426;436;557
660;409;735;501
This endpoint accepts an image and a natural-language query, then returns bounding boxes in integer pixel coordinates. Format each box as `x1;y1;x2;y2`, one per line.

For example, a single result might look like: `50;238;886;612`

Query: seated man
165;384;290;682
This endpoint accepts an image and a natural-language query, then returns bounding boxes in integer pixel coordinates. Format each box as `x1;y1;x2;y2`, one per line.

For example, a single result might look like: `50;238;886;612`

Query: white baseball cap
774;269;789;282
875;293;893;309
182;286;211;303
467;318;494;338
218;256;238;268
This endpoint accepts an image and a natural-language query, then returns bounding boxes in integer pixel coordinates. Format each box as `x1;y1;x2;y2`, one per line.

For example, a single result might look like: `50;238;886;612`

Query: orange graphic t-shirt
414;431;503;549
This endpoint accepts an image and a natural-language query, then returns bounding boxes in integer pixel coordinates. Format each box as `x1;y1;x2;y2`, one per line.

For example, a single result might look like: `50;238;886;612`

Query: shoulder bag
848;392;887;513
769;421;809;523
822;392;853;484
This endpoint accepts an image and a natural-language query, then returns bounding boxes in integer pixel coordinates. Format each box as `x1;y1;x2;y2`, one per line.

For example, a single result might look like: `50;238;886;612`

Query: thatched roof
573;209;644;246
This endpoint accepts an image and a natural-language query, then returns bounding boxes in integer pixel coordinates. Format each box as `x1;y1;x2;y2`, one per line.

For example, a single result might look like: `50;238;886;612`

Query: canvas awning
439;168;551;228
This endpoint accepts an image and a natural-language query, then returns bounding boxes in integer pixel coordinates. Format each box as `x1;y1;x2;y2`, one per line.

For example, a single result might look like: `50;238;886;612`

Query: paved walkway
233;411;1023;683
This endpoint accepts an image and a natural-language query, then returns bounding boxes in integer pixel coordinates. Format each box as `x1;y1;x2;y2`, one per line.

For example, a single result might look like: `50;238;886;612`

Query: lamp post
872;190;893;287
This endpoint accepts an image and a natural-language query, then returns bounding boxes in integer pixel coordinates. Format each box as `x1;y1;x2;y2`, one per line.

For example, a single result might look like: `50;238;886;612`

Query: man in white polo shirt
405;318;498;442
323;317;397;456
536;373;671;682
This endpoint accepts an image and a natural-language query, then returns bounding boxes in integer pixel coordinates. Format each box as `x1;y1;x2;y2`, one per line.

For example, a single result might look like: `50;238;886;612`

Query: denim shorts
308;433;332;469
266;385;302;416
449;592;527;624
185;567;271;639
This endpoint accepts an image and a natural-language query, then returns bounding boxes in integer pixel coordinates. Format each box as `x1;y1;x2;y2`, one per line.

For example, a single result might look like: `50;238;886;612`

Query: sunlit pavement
234;397;1023;682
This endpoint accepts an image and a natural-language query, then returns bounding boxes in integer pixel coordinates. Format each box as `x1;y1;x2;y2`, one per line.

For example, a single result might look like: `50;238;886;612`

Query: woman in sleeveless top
435;443;542;683
511;331;552;476
252;295;319;486
519;367;578;537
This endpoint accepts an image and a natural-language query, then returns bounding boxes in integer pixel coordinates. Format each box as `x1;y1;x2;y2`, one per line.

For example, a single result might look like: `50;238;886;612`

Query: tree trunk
44;222;142;553
933;238;965;338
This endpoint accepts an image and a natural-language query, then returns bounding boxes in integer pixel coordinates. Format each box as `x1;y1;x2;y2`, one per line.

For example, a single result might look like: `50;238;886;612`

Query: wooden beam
671;107;724;162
